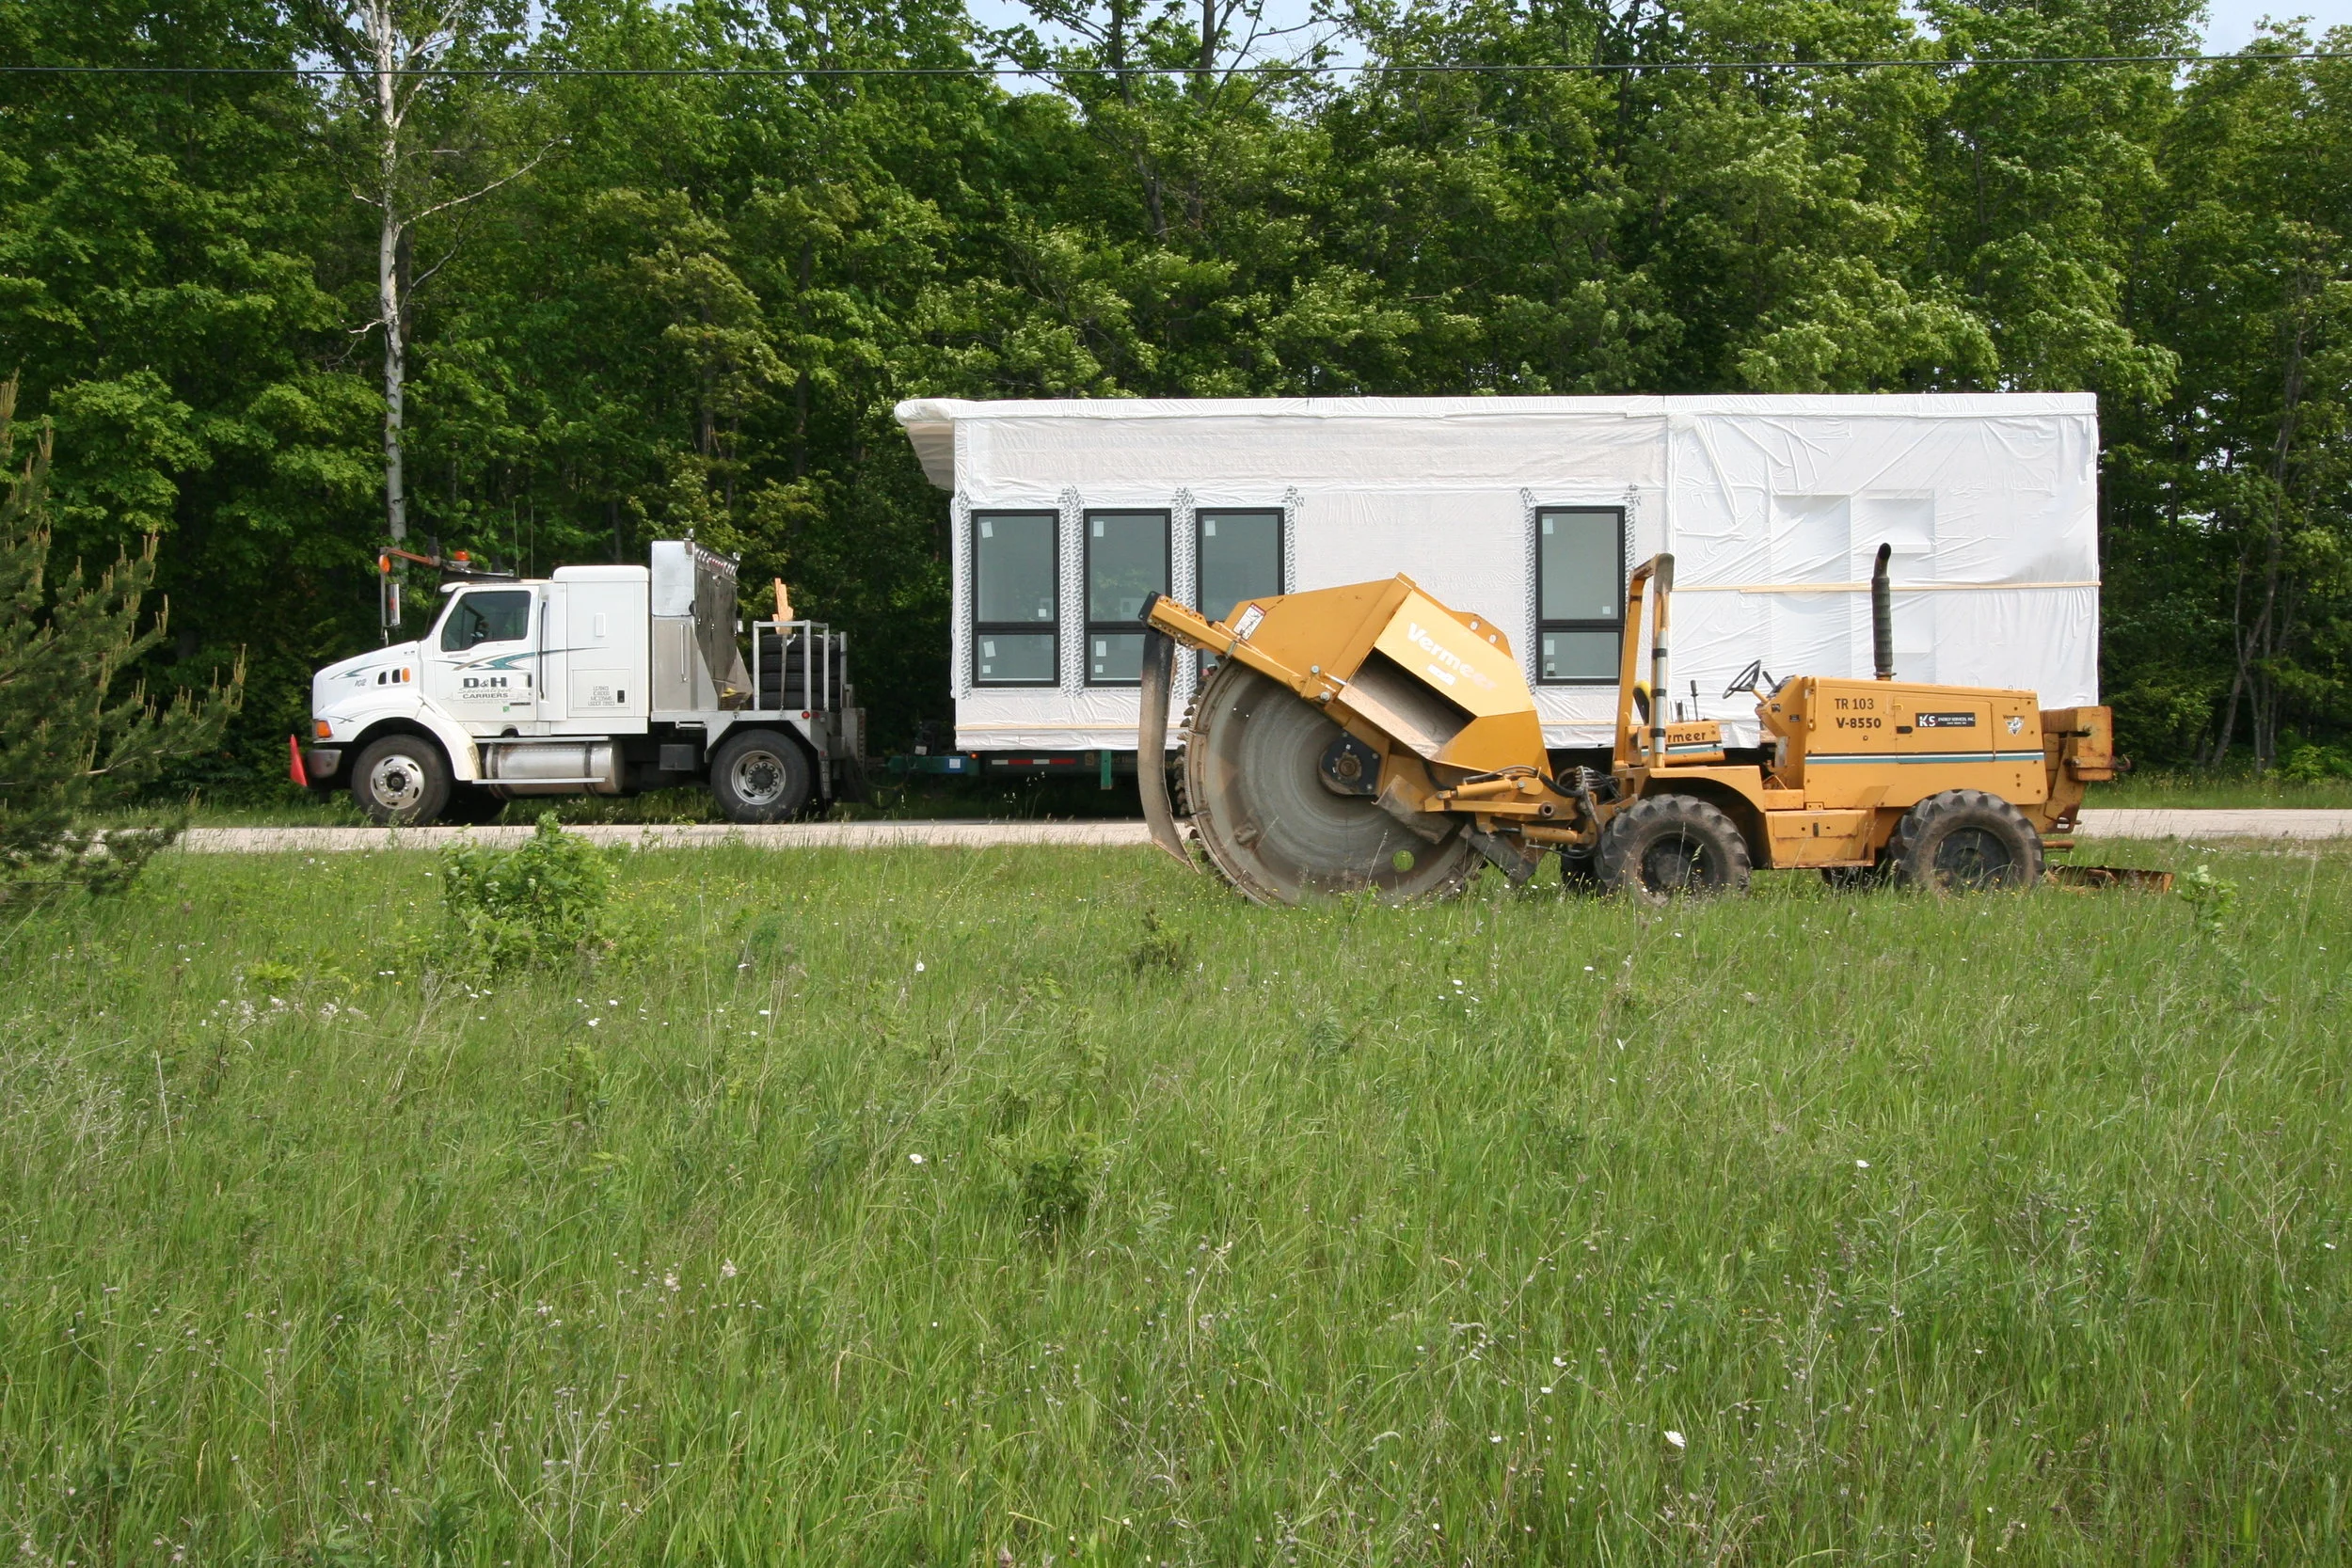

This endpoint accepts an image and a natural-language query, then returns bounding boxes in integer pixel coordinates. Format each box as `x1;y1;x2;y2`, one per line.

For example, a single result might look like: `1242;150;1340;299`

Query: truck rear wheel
351;736;451;826
1596;794;1752;902
1884;789;2043;891
709;729;812;824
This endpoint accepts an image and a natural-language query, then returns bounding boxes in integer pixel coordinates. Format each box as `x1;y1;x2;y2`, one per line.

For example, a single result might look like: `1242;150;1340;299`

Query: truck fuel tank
482;741;623;797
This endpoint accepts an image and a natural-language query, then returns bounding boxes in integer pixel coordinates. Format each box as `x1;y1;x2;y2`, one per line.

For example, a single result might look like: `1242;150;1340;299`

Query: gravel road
171;809;2352;853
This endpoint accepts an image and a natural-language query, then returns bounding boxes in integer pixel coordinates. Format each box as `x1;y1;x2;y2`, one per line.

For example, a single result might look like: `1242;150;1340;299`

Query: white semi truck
296;540;864;824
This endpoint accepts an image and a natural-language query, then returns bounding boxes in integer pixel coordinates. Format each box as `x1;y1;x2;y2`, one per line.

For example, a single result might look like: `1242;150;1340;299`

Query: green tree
0;379;243;896
2106;30;2352;768
0;0;377;777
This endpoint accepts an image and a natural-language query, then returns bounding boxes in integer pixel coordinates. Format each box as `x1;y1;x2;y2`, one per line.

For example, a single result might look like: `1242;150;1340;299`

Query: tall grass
2089;770;2352;810
1;841;2345;1564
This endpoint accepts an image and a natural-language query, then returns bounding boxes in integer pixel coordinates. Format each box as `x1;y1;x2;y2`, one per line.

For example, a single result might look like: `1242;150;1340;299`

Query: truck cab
299;541;863;825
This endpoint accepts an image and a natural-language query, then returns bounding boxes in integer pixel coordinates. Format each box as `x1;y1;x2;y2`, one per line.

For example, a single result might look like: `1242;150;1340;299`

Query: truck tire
1884;789;2043;891
709;729;812;823
351;736;452;826
1596;794;1752;902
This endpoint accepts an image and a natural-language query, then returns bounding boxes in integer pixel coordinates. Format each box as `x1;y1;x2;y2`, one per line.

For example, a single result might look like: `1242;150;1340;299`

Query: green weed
437;813;615;971
1127;905;1191;975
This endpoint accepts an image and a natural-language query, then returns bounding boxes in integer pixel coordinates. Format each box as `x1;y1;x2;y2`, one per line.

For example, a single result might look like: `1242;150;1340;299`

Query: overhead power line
2;50;2347;79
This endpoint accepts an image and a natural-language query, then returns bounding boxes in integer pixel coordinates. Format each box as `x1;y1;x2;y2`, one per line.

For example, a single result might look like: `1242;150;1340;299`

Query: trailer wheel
1884;789;2043;892
351;736;451;826
1596;794;1752;902
710;729;812;824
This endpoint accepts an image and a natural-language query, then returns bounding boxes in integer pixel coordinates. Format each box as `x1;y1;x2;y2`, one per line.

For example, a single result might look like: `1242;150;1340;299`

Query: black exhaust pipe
1870;542;1895;682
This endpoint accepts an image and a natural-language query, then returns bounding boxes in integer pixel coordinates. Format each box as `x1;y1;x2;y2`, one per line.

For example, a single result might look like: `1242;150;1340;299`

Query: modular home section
894;395;2101;755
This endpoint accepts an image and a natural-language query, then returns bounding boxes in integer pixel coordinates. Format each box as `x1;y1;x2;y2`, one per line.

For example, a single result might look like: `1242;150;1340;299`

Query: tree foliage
0;380;242;896
1;0;2346;768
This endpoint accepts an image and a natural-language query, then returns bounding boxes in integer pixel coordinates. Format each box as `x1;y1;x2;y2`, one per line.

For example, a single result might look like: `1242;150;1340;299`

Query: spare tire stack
756;629;846;711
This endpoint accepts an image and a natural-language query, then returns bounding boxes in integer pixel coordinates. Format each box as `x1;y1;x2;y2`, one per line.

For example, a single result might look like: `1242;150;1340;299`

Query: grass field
2;839;2347;1565
2089;772;2352;811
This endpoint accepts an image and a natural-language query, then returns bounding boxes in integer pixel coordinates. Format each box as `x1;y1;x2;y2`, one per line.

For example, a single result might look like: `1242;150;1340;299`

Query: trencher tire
1595;794;1752;903
1883;789;2043;892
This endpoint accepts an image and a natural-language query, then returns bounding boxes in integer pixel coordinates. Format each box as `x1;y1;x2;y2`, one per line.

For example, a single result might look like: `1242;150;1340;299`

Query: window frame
1081;507;1171;688
1534;506;1627;687
1194;506;1286;619
970;509;1062;688
437;587;535;653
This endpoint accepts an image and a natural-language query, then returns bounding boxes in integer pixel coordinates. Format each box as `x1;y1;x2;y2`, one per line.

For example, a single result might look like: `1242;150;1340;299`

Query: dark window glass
1540;628;1620;682
975;513;1057;626
974;512;1059;686
1535;509;1623;685
1085;510;1168;685
977;633;1057;684
1198;509;1282;622
439;590;532;650
1089;632;1146;683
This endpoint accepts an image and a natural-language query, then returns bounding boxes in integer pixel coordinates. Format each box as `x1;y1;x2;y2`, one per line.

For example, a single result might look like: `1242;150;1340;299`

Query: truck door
426;586;541;729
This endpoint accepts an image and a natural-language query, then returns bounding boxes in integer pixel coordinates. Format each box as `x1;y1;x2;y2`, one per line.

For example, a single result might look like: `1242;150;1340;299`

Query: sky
959;0;2352;84
2201;0;2352;45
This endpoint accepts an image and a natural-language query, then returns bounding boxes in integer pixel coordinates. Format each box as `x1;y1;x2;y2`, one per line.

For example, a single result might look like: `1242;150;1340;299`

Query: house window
1084;510;1169;685
1197;509;1283;621
1196;508;1283;676
1536;507;1624;684
973;511;1057;685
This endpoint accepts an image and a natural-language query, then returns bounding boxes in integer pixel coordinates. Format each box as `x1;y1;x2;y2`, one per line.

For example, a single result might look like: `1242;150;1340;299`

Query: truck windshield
440;590;532;650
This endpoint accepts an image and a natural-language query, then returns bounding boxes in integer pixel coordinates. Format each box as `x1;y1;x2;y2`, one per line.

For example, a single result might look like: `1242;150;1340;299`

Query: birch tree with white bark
305;0;548;547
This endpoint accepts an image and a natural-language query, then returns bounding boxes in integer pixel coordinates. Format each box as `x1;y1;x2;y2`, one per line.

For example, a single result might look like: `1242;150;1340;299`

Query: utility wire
2;50;2347;78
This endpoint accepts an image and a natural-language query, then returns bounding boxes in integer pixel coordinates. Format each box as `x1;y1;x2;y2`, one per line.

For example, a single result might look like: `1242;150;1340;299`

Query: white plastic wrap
895;395;2100;752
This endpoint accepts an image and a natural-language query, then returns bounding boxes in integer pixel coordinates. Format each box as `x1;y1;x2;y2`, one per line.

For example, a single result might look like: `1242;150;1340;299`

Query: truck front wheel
352;736;452;825
709;729;812;824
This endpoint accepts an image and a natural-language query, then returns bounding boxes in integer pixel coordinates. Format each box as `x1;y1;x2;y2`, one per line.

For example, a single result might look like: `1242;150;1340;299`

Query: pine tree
0;378;245;898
